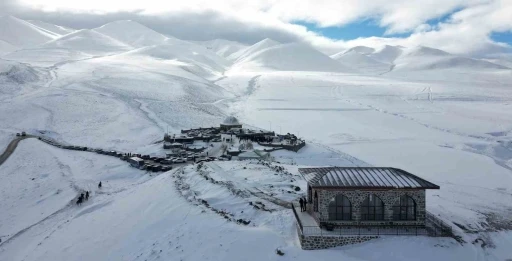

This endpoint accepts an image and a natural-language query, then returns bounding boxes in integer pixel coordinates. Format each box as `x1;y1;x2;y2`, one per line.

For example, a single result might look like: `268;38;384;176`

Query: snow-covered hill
94;20;169;47
230;42;354;73
1;16;512;261
228;38;280;62
0;16;61;48
331;50;390;74
195;39;248;58
41;29;133;55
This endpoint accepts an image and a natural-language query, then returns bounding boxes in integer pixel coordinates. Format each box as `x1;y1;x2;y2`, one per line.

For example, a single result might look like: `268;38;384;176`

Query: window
328;194;352;220
393;195;416;220
361;194;385;220
314;191;318;212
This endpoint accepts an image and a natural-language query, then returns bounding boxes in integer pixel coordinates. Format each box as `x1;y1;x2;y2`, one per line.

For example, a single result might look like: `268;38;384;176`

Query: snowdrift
94;20;169;47
231;42;354;73
343;46;375;55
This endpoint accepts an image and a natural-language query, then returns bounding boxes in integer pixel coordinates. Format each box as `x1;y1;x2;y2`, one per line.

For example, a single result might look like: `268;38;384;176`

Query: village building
220;116;242;131
293;167;452;250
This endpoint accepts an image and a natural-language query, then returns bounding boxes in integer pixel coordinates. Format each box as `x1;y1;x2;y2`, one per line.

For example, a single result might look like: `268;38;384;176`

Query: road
0;136;33;166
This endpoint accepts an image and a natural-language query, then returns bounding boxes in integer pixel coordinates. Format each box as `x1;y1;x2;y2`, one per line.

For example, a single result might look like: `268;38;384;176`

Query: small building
220;116;242;131
293;167;452;250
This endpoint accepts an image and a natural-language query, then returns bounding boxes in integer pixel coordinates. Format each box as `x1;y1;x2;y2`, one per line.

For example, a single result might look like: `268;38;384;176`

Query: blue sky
296;10;512;48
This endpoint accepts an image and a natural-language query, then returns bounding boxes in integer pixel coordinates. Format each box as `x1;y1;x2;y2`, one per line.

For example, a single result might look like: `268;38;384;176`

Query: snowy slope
0;16;60;47
230;42;355;73
0;40;17;55
195;39;248;58
27;20;75;35
228;38;280;62
94;20;169;47
343;46;376;55
331;50;390;74
392;46;510;72
368;45;404;64
41;29;133;55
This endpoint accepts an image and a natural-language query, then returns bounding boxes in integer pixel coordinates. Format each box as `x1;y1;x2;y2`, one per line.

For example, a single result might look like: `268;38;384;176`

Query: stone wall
299;233;379;250
313;189;426;226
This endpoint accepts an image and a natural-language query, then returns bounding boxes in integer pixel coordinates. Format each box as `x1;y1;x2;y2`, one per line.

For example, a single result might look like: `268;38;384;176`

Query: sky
1;0;511;57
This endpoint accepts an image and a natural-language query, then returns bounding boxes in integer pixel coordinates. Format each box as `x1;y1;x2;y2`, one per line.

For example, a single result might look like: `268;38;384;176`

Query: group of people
76;182;102;206
76;191;90;206
298;197;308;212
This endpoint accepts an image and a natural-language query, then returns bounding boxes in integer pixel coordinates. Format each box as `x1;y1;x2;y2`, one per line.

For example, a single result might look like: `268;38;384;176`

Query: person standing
85;191;90;201
98;181;102;189
299;198;304;212
303;197;308;212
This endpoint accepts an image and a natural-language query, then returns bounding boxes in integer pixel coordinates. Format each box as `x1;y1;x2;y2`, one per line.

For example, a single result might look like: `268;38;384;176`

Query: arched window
361;194;385;220
314;191;318;212
393;195;416;220
328;194;352;220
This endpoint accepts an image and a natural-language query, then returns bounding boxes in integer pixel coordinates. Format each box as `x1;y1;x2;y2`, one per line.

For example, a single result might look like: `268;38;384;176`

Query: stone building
220;116;242;131
299;167;440;227
293;167;450;250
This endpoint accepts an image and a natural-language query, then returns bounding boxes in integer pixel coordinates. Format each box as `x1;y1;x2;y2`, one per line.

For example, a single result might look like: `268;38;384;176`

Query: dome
222;116;241;126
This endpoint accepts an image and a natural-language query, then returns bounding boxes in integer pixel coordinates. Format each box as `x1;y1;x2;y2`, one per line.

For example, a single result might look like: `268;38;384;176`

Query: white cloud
5;0;512;56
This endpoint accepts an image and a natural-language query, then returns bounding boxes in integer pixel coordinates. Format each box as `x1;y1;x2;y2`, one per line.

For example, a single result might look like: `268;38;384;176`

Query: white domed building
220;116;242;131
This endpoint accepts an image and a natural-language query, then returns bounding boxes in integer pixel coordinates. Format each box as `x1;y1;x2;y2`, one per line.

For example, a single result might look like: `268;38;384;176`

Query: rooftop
298;167;439;189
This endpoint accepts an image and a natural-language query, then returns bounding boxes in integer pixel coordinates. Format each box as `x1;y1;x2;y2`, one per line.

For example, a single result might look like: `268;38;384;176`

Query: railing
301;225;428;237
291;203;303;234
426;211;453;236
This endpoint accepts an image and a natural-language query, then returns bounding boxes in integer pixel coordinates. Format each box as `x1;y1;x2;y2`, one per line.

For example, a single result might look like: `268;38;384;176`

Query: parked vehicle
172;158;186;163
21;131;26;136
16;133;20;137
128;157;145;169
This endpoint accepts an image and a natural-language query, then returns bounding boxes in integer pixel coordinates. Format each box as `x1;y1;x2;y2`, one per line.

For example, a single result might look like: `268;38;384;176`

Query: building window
393;195;416;220
314;191;318;212
361;194;385;220
328;194;352;220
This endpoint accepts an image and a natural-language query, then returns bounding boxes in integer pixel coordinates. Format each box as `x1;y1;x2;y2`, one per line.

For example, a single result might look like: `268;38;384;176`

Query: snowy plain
0;16;512;260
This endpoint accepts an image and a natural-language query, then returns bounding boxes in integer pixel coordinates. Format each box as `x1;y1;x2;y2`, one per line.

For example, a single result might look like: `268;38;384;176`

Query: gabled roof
298;167;439;189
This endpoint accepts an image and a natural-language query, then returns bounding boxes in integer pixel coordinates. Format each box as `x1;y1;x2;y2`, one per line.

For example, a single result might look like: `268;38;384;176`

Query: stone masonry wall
300;234;379;250
313;189;426;226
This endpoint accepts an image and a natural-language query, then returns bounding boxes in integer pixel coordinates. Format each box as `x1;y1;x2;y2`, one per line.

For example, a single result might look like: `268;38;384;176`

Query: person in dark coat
299;198;304;212
81;193;84;200
85;191;89;201
76;197;83;206
303;197;308;212
98;181;102;188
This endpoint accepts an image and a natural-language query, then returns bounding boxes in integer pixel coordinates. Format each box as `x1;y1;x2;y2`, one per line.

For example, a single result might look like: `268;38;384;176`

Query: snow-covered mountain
231;42;354;73
0;16;61;48
41;29;133;55
1;16;512;261
94;20;169;47
195;39;248;58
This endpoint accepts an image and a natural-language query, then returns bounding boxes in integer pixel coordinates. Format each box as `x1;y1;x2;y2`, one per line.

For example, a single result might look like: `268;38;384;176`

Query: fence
301;225;428;237
291;203;304;233
426;211;453;236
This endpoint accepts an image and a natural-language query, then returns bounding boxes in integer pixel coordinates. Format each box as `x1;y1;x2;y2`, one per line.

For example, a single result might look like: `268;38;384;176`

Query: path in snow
0;136;34;166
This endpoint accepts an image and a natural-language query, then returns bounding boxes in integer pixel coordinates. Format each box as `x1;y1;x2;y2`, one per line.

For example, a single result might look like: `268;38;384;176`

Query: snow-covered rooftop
299;167;439;189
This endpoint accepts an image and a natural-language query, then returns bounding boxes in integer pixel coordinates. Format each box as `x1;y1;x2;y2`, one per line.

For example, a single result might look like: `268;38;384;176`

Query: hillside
392;46;510;71
0;16;60;47
41;29;133;55
195;39;248;58
94;20;169;47
368;45;404;64
27;20;76;36
230;42;354;73
331;50;390;74
227;38;280;62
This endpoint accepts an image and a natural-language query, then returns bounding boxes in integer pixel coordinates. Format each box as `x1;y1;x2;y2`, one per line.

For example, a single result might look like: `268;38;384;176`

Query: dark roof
298;167;439;189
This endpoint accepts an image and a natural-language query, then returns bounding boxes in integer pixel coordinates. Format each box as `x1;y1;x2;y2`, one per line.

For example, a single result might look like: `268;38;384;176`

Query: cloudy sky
2;0;511;56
